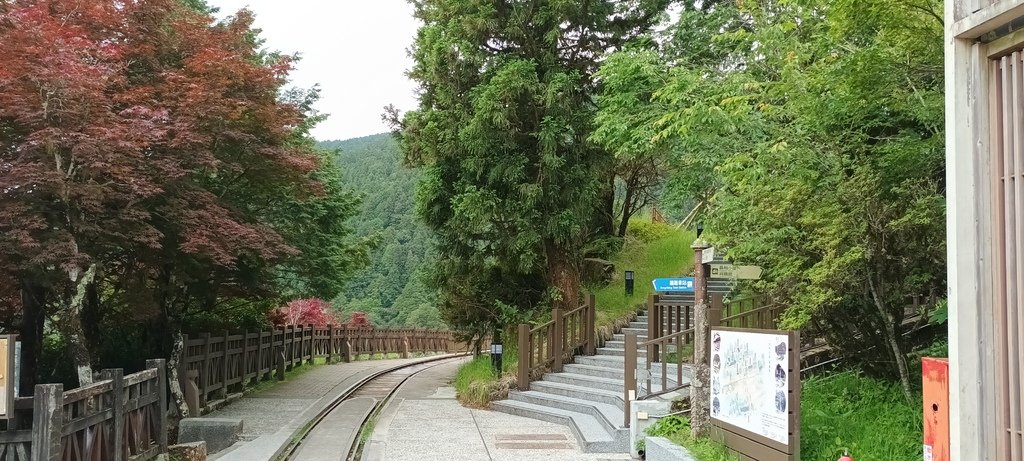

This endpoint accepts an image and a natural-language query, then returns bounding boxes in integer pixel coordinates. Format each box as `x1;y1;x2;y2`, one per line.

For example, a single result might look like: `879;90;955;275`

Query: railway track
278;355;468;461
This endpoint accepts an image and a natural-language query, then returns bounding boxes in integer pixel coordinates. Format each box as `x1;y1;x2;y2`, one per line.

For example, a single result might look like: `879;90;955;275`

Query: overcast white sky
209;1;421;141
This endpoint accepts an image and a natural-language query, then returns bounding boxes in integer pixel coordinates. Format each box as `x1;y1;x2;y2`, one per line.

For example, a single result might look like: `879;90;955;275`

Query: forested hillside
319;134;443;328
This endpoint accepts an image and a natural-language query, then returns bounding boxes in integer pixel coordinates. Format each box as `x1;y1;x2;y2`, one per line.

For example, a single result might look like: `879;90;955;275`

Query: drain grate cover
494;433;572;450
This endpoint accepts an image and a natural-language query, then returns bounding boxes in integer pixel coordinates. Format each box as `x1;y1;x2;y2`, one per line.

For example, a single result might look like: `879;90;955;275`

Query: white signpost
702;246;716;264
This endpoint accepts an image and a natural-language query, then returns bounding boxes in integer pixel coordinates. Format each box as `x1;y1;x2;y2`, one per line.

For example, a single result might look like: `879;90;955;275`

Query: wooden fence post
517;324;530;390
101;368;125;461
327;325;335;364
221;331;229;398
552;308;564;373
275;328;286;380
342;327;353;363
31;383;62;461
624;332;637;428
241;331;251;390
306;325;315;365
200;332;211;406
647;295;660;362
146;359;169;452
585;293;596;355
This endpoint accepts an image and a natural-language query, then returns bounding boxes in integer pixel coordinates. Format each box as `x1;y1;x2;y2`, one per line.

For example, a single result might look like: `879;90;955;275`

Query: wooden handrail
516;295;597;390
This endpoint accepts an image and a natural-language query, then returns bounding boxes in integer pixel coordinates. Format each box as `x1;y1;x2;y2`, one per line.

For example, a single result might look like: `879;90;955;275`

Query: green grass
801;370;922;460
592;222;696;327
643;415;737;461
248;356;327;394
453;350;517;407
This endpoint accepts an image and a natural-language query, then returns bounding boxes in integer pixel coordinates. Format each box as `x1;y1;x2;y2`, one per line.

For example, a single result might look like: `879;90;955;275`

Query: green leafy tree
394;0;672;334
646;0;945;400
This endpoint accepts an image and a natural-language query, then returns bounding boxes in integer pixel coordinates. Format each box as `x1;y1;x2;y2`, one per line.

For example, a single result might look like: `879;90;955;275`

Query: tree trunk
61;264;98;387
545;240;581;311
867;274;913;402
166;329;191;421
80;280;103;366
597;171;616;238
617;182;635;238
18;279;46;396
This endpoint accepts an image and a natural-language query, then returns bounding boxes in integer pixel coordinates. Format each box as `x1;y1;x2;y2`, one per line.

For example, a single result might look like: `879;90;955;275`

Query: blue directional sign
652;277;695;293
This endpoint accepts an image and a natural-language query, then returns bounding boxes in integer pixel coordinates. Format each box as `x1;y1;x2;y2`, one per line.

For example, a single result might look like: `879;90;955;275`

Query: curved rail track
278;354;468;461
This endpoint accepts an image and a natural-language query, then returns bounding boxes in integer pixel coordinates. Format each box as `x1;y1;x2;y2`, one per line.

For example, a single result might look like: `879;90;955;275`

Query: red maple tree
0;0;329;388
270;298;341;327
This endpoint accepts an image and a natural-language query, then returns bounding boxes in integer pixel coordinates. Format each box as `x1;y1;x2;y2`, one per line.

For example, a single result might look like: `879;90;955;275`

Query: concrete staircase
491;312;693;453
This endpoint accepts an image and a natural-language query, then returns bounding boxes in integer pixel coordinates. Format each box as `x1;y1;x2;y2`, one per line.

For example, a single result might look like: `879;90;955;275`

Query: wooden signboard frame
0;335;14;419
709;327;800;461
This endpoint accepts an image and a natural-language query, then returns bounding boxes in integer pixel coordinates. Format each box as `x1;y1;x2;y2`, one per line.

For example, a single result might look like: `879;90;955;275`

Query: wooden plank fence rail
0;360;168;461
179;325;468;416
517;294;597;391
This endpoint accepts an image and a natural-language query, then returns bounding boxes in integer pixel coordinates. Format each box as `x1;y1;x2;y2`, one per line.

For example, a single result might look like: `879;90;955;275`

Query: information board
709;328;791;445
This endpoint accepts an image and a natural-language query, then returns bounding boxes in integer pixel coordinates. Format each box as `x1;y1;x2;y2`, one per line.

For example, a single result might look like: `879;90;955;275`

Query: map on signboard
710;329;790;445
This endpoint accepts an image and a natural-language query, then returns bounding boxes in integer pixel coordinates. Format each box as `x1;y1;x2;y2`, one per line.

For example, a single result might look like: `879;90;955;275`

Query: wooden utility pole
691;239;711;437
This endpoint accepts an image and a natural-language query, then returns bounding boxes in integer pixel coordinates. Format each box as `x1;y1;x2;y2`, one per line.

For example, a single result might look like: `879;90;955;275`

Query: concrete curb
214;353;467;461
645;436;698;461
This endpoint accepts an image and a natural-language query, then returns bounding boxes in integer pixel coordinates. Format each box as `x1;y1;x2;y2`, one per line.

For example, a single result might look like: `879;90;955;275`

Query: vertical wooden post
200;332;211;404
551;308;564;373
585;293;596;355
624;332;637;428
342;327;353;363
306;325;315;365
101;369;125;461
241;331;251;388
274;328;285;380
517;324;530;390
709;294;723;345
327;325;335;364
647;295;660;362
146;359;169;452
31;383;62;461
691;239;711;437
221;331;229;397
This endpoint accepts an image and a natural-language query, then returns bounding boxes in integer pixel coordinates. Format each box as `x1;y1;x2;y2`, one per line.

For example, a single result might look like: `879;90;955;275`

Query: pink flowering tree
270;298;341;327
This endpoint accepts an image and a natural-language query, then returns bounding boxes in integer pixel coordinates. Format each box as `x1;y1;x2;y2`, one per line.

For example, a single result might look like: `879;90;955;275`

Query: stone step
562;363;626;380
574;354;627;369
490;400;627;453
529;381;623;407
596;347;648;357
604;340;687;352
509;390;625;434
543;372;623;393
612;333;648;342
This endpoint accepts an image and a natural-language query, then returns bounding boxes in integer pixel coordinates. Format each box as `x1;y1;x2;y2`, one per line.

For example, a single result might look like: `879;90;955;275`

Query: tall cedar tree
0;0;365;396
396;0;671;332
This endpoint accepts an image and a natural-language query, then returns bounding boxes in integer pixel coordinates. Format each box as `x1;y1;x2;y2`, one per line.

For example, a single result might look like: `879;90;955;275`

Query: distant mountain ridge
318;133;442;328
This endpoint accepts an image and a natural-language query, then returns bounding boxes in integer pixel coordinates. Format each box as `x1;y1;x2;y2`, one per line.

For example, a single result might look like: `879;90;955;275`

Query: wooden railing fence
516;294;597;390
0;360;168;461
179;325;468;416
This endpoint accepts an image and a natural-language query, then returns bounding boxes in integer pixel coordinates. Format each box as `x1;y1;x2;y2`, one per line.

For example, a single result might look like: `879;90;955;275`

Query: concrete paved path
204;354;461;461
363;358;633;461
